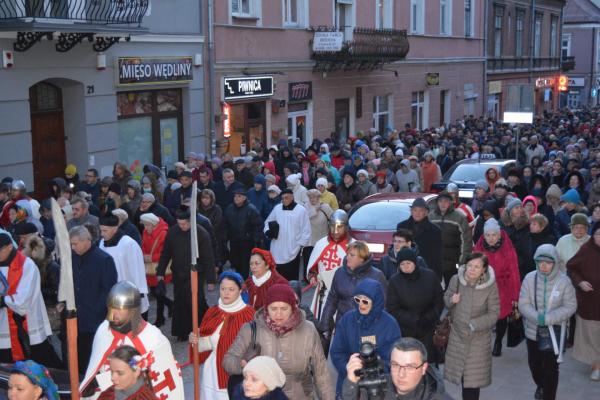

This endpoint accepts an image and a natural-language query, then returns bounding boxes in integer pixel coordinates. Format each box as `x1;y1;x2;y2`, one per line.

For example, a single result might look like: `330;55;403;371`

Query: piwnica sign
117;57;193;86
223;76;274;101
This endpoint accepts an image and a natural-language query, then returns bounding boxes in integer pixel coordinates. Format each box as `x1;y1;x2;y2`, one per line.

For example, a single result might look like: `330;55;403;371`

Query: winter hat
243;356;286;391
534;244;558;263
127;179;140;190
356;169;368;178
437;190;453;201
14;222;38;236
108;182;122;195
167;170;179;180
267;185;281;195
395;148;404;157
254;174;266;185
396;248;417;264
111;209;128;222
142;193;156;203
286;173;302;186
232;188;247;196
100;177;113;187
187;151;198;160
316;177;328;188
307;189;321;198
410;197;428;209
570;213;590;227
495;178;509;190
99;215;119;227
264;174;276;183
65;164;77;176
140;213;159;226
446;183;459;193
423;151;434;160
400;159;411;168
506;197;523;213
483;218;501;234
475;179;489;192
174;161;186;170
0;232;13;248
265;284;297;309
545;184;562;200
560;188;582;205
342;167;356;180
218;270;244;289
180;170;193;179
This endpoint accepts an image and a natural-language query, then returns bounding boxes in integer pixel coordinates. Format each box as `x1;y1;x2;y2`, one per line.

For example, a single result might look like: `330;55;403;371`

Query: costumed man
447;183;476;228
98;215;150;319
80;281;184;399
156;207;215;341
0;231;62;368
0;180;40;227
306;209;353;321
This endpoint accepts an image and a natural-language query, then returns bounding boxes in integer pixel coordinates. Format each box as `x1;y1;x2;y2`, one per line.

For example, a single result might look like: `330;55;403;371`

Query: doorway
334;98;350;144
29;81;66;198
228;102;266;156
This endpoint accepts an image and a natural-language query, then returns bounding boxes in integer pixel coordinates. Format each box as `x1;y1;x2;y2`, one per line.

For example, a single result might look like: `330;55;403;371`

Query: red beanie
265;284;297;308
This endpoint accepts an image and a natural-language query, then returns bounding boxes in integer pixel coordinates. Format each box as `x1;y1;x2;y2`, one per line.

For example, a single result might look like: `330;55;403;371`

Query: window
283;0;297;25
550;16;558;58
561;34;571;58
336;1;355;41
440;0;452;35
440;90;450;126
534;13;542;58
411;91;426;130
464;0;473;37
231;0;251;16
515;9;524;57
411;0;424;34
376;0;393;29
373;95;391;134
494;8;503;57
463;83;476;116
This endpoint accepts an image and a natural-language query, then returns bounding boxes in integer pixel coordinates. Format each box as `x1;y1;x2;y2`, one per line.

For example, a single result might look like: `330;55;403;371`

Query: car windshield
445;163;494;182
350;202;411;230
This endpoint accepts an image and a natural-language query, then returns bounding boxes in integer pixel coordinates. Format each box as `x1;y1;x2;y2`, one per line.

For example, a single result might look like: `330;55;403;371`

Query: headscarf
251;248;277;271
11;360;59;400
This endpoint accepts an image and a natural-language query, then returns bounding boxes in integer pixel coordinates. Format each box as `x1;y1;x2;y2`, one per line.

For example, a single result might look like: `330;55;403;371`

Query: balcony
488;57;561;73
561;56;575;72
310;27;410;72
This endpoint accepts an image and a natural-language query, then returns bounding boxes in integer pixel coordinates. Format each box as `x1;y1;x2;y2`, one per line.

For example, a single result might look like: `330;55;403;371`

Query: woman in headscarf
244;248;288;310
189;271;255;399
8;360;59;400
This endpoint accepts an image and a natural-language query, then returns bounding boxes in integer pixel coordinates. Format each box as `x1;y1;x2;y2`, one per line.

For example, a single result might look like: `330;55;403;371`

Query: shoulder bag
227;320;261;396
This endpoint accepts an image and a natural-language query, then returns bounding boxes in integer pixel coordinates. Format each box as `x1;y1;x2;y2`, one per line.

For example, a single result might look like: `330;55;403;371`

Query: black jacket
214;180;245;211
119;220;141;246
528;225;557;274
336;183;364;211
133;202;176;231
379;244;430;281
501;221;532;280
428;204;472;275
224;200;263;245
397;217;443;280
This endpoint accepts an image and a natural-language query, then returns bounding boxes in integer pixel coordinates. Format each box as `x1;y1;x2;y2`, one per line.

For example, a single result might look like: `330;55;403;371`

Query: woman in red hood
522;195;538;217
262;161;280;184
244;248;288;309
485;167;500;192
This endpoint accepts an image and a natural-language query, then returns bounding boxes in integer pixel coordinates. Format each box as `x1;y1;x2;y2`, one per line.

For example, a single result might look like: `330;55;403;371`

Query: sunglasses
353;296;371;306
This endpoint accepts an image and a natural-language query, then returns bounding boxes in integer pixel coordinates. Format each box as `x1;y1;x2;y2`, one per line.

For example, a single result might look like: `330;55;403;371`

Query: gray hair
222;168;234;176
392;338;428;363
69;225;92;242
71;197;89;209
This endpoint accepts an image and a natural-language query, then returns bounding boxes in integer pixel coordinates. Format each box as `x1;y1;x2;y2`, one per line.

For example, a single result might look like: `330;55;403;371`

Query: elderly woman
8;360;59;400
97;346;158;400
474;218;521;357
519;245;576;400
140;212;172;327
232;356;288;399
444;253;500;400
567;222;600;382
317;241;387;335
189;272;255;399
331;278;401;396
304;189;334;270
245;248;288;310
223;284;335;400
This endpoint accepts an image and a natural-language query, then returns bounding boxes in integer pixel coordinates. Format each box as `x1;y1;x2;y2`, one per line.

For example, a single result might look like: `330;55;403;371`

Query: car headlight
365;243;385;253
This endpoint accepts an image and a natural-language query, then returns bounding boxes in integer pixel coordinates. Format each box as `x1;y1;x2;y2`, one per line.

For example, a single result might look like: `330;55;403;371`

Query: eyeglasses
390;362;425;374
85;174;95;178
353;296;371;306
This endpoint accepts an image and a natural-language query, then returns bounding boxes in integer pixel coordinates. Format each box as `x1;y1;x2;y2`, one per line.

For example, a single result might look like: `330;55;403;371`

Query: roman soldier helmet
11;179;26;192
329;209;349;227
106;281;143;334
329;209;349;241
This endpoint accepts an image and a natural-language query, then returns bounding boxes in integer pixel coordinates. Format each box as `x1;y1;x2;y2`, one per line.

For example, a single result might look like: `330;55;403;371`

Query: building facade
485;0;566;118
0;1;206;196
562;0;600;108
209;0;485;156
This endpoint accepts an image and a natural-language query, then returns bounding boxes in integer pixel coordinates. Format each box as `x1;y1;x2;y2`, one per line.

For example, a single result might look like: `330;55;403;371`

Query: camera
354;341;388;399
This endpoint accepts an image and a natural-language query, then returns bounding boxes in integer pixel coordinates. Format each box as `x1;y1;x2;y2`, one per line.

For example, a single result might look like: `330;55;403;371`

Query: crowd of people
0;109;599;399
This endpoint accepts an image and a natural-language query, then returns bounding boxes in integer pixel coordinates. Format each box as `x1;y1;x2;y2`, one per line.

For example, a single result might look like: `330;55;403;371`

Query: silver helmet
106;281;141;310
11;179;26;192
329;209;349;227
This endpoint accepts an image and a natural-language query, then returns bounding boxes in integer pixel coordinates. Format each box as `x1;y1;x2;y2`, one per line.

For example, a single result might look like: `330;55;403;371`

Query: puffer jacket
443;266;500;389
224;200;263;245
318;256;387;332
519;245;577;342
429;203;472;274
223;310;335;400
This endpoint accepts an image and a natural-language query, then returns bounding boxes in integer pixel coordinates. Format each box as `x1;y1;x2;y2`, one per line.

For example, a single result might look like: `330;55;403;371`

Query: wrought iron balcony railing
561;56;575;72
488;57;560;72
0;0;149;25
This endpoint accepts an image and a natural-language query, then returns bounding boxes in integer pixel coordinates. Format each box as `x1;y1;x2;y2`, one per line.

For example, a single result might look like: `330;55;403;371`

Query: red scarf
6;250;28;361
245;270;288;309
264;308;302;336
307;236;349;275
194;305;255;389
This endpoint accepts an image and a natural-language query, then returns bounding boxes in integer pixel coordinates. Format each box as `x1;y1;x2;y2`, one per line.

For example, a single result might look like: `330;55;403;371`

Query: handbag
534;273;561;352
433;277;460;348
227;320;261;397
507;303;525;348
144;234;171;276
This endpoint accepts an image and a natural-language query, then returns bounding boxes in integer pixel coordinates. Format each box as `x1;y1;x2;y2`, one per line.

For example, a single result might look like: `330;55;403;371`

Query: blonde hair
347;241;370;261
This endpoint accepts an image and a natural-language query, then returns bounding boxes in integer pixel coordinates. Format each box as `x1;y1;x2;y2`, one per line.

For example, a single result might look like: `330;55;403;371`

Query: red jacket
141;218;169;286
97;383;158;400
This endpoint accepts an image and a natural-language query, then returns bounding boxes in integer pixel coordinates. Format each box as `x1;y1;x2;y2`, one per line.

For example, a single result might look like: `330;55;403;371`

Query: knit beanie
483;218;501;234
140;213;159;226
142;193;156;203
560;188;582;205
286;173;301;186
356;169;368;178
108;182;122;195
545;184;562;200
265;284;297;309
396;248;417;264
316;177;328;188
267;185;281;195
475;179;489;192
243;356;286;391
65;164;77;176
570;213;589;227
506;198;522;213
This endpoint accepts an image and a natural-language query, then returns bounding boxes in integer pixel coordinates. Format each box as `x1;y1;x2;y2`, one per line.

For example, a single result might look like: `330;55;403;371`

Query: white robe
0;255;51;348
264;203;311;264
81;320;184;400
100;235;149;313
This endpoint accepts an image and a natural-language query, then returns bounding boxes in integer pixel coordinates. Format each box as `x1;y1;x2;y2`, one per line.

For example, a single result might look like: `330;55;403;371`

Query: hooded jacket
247;175;270;219
519;244;577;341
429;201;472;274
330;279;401;394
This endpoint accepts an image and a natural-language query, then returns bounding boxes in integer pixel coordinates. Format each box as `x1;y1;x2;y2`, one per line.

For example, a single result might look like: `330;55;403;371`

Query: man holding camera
342;337;449;399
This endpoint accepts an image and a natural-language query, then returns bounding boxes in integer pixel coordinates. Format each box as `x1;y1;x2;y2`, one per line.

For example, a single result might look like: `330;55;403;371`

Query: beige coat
443;266;500;389
223;309;335;400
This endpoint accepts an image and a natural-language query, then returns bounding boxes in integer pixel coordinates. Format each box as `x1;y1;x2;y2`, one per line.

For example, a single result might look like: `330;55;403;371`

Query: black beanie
396;248;417;265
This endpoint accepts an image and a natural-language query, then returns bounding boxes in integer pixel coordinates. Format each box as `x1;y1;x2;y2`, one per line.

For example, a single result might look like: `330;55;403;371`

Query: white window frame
494;8;503;57
561;33;571;58
550;15;558;58
534;13;542;58
464;0;474;37
440;0;452;35
231;0;252;17
515;9;524;57
373;95;393;133
335;0;356;41
410;0;425;35
282;0;308;28
411;91;428;130
375;0;393;29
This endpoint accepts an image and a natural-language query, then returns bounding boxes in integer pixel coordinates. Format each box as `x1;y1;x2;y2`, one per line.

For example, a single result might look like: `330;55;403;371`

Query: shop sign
535;77;554;88
425;73;439;86
117;57;193;86
312;32;344;52
289;81;312;102
488;81;502;94
223;76;274;101
567;77;585;87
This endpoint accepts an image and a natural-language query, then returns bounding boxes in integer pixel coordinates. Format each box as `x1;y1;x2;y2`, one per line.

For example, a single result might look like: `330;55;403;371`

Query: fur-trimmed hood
457;264;496;290
22;234;47;265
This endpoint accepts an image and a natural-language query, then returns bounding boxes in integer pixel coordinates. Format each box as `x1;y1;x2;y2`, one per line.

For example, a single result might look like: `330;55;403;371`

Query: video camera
354;341;388;399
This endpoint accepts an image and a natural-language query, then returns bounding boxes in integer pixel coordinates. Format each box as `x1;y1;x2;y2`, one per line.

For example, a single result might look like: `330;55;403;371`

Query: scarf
265;307;302;337
482;235;503;252
115;377;147;400
251;270;272;287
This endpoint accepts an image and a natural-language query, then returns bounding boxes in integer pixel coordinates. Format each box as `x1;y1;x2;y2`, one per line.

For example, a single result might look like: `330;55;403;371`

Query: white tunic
100;235;150;313
0;255;51;348
264;203;311;264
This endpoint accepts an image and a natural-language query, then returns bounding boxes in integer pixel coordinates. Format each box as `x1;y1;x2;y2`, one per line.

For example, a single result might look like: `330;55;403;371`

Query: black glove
155;280;167;298
0;296;6;309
